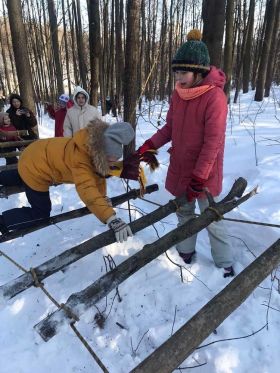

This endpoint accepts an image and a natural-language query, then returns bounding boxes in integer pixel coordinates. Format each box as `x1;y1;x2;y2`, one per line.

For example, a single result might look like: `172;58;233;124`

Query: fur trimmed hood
86;119;110;176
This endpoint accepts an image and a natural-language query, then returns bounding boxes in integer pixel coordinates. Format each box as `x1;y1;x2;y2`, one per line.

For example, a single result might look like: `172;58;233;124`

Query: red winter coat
46;105;67;137
150;66;228;198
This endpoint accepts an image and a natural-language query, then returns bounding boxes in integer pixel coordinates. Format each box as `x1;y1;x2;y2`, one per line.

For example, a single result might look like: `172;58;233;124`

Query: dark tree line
0;0;279;121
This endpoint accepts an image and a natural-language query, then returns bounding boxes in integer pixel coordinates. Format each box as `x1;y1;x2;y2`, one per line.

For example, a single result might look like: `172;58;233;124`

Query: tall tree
264;0;280;97
73;0;87;89
115;0;124;110
7;0;35;112
223;0;235;98
123;0;141;157
202;0;226;67
47;0;64;95
242;0;255;94
87;0;101;105
254;0;277;101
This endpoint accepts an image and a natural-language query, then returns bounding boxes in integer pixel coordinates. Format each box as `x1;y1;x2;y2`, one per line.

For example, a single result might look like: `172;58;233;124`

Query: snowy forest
0;0;280;373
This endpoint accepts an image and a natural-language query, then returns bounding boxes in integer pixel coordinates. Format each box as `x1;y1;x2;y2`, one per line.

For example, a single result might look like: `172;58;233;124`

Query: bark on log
0;151;23;158
0;184;158;245
131;238;280;373
0;164;18;172
0;140;35;148
0;184;187;301
0;184;25;198
34;178;251;342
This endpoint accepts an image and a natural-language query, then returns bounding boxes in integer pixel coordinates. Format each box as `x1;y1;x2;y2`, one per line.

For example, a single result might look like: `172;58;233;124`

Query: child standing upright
45;94;73;137
138;29;234;277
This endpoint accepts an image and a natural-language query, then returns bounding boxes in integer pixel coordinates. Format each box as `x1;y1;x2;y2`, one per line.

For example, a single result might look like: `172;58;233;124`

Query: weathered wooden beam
131;238;280;373
0;164;18;172
0;184;25;198
0;184;158;244
0;184;185;302
0;150;23;158
0;139;35;148
34;178;252;341
0;129;29;139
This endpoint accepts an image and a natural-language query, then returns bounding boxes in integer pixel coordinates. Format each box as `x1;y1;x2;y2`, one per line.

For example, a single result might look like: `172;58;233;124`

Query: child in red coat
45;94;73;137
0;113;21;165
138;29;234;277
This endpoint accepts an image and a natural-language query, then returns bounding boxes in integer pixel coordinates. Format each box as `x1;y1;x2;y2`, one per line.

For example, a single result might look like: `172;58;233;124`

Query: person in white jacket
63;86;101;137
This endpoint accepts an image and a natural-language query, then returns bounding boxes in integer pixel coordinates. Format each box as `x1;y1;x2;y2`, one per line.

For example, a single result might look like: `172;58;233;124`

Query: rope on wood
170;199;180;211
205;206;224;221
0;251;107;370
140;197;280;229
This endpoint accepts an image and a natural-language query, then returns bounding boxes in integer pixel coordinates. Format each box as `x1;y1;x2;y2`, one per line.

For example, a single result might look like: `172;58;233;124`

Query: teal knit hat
172;29;210;73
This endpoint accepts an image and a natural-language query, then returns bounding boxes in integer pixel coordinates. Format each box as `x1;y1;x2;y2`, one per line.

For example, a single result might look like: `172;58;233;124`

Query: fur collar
86;119;110;176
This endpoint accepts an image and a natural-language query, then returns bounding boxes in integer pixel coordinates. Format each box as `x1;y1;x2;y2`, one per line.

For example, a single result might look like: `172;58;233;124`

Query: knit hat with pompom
172;29;210;73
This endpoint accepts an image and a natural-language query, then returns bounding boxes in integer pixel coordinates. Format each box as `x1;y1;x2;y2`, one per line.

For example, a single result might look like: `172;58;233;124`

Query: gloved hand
106;215;133;243
120;152;141;180
140;149;159;171
137;139;155;155
186;175;206;202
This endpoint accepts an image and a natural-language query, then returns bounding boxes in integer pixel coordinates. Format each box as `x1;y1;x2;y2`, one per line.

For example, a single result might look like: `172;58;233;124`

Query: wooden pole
131;238;280;373
0;184;158;244
34;178;252;341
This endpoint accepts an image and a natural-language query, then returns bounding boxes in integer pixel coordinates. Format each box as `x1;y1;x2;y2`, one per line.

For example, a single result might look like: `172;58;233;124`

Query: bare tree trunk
242;0;255;93
223;0;235;98
62;0;72;95
115;0;124;109
123;0;141;157
0;20;12;94
47;0;64;95
68;0;79;86
159;0;168;101
264;0;280;97
73;0;87;89
87;0;101;106
7;0;35;112
2;2;17;91
202;0;226;67
255;0;277;101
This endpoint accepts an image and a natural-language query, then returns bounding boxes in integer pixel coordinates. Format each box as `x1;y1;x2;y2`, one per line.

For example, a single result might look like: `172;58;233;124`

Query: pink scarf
175;82;215;100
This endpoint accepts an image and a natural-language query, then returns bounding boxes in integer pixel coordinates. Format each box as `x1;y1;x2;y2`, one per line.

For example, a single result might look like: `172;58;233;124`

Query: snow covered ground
0;88;280;373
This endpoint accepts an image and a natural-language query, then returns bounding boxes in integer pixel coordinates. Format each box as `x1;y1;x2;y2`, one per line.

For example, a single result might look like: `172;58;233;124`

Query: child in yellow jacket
0;120;136;242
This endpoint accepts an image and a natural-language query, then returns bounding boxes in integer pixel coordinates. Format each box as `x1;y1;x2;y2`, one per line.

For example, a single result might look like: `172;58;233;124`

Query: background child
45;94;73;137
0;112;21;165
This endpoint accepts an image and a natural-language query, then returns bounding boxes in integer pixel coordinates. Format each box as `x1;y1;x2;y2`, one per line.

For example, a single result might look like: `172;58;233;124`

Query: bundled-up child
45;94;73;137
0;112;21;165
138;29;234;278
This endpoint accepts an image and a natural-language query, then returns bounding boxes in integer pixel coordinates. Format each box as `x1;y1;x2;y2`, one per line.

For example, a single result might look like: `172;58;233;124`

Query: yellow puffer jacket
18;120;115;223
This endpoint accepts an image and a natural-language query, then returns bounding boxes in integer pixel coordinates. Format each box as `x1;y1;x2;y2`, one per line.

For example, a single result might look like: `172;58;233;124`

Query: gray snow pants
176;197;233;268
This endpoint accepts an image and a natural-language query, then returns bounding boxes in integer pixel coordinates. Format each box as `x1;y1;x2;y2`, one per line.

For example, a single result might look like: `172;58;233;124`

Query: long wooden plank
131;238;280;372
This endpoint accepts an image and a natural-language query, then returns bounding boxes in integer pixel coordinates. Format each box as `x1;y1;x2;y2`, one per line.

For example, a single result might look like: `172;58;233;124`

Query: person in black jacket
6;94;38;140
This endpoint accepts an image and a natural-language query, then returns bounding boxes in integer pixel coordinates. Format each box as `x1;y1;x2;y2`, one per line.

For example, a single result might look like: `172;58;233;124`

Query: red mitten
137;139;155;155
186;175;206;202
120;153;141;180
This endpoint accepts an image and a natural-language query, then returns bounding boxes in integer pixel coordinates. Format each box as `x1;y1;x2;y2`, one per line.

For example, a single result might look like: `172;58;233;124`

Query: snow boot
223;266;235;278
179;251;195;264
